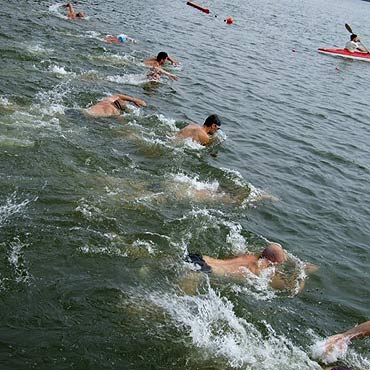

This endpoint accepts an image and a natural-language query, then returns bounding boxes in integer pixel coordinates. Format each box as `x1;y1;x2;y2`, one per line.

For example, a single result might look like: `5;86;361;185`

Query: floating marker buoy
186;1;210;14
224;17;233;24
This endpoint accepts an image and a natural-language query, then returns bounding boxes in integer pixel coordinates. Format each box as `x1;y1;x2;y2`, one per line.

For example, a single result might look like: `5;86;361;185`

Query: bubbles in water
0;193;32;227
150;283;321;369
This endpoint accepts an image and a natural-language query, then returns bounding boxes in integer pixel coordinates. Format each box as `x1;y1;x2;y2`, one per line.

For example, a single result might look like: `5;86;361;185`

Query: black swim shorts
185;253;212;273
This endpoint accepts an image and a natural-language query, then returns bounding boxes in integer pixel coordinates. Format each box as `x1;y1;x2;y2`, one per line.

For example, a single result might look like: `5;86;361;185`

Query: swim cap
117;34;127;42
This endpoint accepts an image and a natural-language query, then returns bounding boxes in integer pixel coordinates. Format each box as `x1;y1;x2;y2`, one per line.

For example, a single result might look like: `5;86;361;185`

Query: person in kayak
63;3;84;19
85;93;146;117
176;114;221;146
344;34;368;53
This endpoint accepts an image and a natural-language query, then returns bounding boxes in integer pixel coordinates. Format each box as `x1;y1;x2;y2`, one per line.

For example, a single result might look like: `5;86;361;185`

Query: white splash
0;96;10;106
8;238;32;284
106;74;148;85
182;137;204;150
48;64;76;77
156;114;178;131
132;240;156;255
170;173;220;199
224;221;248;254
150;284;321;369
0;193;32;227
75;199;103;221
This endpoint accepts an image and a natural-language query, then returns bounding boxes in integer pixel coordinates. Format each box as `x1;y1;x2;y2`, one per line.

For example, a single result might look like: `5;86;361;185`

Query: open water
1;0;370;369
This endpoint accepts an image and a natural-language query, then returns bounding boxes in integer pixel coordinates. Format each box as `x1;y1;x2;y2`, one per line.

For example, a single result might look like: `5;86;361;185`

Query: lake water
1;0;370;369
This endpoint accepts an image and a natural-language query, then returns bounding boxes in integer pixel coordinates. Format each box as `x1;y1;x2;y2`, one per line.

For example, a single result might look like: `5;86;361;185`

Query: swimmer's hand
133;98;146;107
304;262;318;274
63;3;71;7
322;333;351;357
168;74;179;81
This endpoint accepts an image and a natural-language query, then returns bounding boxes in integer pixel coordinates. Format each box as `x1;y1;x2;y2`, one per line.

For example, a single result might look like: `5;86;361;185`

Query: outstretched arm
341;320;370;340
321;320;370;358
156;67;178;80
111;94;146;107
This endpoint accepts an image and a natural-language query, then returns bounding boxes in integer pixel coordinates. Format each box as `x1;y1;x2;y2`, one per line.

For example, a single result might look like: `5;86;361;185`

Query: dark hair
204;114;221;127
156;52;168;62
350;34;357;41
76;12;84;17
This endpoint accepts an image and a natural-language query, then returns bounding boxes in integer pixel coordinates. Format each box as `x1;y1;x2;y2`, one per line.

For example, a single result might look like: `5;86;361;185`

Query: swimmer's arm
341;321;370;340
167;55;180;66
113;94;146;107
156;67;178;81
63;3;75;17
322;321;370;356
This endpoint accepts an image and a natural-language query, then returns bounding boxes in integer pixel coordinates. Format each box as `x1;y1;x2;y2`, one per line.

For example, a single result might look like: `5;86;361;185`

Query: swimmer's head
157;52;169;64
260;243;287;264
350;34;358;41
204;114;221;134
204;114;221;127
76;12;84;18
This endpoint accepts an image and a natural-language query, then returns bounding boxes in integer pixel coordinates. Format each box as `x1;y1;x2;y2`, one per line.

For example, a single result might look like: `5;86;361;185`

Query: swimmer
144;52;179;81
85;94;146;118
185;243;317;291
176;114;221;146
105;34;135;43
63;2;84;19
144;52;180;67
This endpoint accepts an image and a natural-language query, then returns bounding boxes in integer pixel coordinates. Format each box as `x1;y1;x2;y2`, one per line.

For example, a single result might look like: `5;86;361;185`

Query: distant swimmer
144;52;179;81
85;94;146;118
314;320;370;368
344;34;368;53
185;243;317;291
105;34;135;44
63;2;84;19
144;52;180;67
176;114;221;146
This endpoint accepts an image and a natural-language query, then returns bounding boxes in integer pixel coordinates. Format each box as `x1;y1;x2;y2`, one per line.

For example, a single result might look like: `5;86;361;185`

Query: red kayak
318;48;370;62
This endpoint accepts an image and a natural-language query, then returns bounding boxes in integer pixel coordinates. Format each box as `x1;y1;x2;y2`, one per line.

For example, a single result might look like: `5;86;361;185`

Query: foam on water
48;64;76;77
34;80;72;116
156;114;178;131
26;44;55;55
150;283;321;369
0;96;10;107
0;193;32;227
0;135;34;148
7;238;32;285
106;73;149;85
224;221;248;254
220;167;246;187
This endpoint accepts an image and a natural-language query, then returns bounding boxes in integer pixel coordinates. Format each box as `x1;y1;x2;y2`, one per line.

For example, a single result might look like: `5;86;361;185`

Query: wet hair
156;52;168;62
350;34;357;41
76;12;84;18
260;244;286;263
204;114;221;127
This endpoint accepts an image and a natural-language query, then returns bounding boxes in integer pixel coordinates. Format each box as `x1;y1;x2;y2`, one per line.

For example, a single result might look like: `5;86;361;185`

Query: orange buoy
225;17;233;24
186;1;210;14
